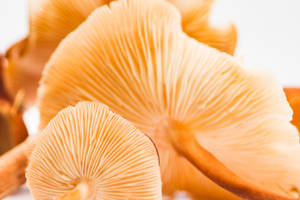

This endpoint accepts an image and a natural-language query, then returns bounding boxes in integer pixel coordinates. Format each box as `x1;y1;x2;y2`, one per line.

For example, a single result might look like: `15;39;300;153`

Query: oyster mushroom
35;0;300;199
284;87;300;133
26;102;162;200
4;0;236;105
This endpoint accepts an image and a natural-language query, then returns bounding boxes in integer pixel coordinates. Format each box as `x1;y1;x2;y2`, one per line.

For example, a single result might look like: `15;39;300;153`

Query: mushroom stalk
161;119;299;200
57;181;91;200
0;138;35;199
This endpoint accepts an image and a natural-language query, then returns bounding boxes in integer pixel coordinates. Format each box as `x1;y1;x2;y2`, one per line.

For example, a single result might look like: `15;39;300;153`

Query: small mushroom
26;102;162;200
36;0;300;199
284;87;300;133
4;0;236;105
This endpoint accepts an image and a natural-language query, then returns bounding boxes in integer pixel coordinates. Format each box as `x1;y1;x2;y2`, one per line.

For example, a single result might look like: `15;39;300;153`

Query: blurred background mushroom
26;102;162;200
35;0;300;199
2;0;236;106
0;55;28;155
0;96;27;155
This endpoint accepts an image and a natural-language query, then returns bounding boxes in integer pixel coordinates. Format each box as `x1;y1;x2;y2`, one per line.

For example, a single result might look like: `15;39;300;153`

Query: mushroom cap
4;0;235;105
38;0;300;199
26;102;162;200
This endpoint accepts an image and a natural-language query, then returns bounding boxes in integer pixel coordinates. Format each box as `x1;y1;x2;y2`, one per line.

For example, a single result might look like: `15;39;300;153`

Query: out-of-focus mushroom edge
284;88;300;134
0;54;11;101
0;54;29;197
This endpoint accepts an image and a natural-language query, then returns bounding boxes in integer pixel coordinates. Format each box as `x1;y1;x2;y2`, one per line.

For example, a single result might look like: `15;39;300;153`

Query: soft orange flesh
284;87;300;133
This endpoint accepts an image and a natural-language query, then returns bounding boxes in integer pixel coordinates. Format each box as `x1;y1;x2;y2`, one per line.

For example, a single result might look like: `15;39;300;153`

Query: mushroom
35;0;300;199
284;88;300;133
0;56;29;197
26;102;162;200
0;95;28;155
0;55;28;155
3;0;236;105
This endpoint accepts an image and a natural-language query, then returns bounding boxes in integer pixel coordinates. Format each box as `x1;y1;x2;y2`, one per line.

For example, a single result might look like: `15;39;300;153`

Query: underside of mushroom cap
27;102;162;200
37;0;300;199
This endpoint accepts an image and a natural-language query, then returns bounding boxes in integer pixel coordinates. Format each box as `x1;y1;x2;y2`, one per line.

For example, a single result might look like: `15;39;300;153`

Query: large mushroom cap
38;0;300;199
26;102;162;200
4;0;236;105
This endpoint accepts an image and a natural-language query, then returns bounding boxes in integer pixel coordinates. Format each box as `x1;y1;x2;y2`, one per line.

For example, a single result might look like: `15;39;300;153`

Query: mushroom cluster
0;0;300;200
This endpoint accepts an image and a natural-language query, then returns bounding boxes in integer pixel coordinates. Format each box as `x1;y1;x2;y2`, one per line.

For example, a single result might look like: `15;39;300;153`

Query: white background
0;0;300;199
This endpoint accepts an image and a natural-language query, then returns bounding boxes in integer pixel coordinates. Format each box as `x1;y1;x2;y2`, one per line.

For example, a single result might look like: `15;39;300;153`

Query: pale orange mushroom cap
26;102;162;200
38;0;300;199
4;0;236;105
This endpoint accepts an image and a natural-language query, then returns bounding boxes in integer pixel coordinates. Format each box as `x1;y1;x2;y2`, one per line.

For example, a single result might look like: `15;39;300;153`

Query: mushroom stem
162;119;299;200
0;137;35;199
57;181;91;200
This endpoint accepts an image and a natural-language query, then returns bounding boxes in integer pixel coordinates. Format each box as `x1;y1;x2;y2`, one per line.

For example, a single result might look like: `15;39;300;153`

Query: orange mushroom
3;0;236;105
284;87;300;133
0;55;27;155
26;102;162;200
36;0;300;199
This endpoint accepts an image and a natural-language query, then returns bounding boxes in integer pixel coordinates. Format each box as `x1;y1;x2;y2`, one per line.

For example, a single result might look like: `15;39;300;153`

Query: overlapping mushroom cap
3;0;236;105
26;102;162;200
38;0;300;199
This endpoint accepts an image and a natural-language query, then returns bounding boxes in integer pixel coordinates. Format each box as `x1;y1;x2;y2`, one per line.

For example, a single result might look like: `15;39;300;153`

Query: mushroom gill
3;0;236;105
26;102;162;200
37;0;300;199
